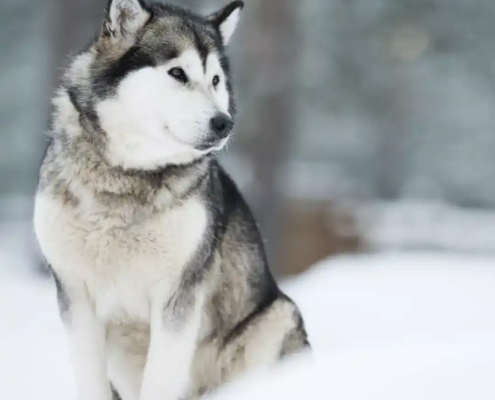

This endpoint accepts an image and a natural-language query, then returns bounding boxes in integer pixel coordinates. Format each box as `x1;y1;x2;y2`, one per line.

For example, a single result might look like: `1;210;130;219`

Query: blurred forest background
2;0;495;276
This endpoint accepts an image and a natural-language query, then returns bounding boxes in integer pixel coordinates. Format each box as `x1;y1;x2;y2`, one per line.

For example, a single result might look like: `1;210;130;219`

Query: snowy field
1;251;495;399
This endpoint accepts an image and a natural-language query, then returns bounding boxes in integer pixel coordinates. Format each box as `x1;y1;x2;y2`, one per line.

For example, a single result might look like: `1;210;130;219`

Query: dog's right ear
101;0;150;46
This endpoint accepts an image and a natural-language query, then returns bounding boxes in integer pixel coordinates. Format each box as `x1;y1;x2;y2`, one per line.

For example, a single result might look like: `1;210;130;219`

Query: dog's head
62;0;243;170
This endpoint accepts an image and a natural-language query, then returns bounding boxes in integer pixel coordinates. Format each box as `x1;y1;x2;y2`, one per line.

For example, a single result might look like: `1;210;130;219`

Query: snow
210;253;495;400
0;271;76;400
1;252;495;399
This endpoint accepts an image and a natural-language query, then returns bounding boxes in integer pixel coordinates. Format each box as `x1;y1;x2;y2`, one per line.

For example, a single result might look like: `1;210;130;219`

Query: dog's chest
35;192;208;321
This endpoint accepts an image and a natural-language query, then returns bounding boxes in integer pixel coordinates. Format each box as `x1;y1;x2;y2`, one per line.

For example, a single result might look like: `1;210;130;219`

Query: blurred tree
51;0;101;85
233;0;299;271
0;0;50;211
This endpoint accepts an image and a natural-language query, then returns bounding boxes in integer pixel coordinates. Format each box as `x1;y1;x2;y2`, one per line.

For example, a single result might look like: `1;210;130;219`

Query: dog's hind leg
191;296;309;397
221;296;309;375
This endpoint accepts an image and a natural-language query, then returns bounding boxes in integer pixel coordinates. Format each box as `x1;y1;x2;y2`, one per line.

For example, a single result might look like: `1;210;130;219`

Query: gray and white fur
34;1;309;400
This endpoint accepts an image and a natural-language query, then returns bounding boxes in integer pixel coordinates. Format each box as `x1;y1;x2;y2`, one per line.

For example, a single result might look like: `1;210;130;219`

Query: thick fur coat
34;1;309;400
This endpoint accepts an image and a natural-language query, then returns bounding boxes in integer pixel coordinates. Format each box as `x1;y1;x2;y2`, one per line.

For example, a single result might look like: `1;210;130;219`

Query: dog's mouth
195;137;230;153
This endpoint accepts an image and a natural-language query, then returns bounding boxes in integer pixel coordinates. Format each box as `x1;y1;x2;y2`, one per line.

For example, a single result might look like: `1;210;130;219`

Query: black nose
210;114;234;139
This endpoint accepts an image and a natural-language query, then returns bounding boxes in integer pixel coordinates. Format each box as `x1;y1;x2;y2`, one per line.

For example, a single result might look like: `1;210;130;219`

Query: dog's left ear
207;1;244;45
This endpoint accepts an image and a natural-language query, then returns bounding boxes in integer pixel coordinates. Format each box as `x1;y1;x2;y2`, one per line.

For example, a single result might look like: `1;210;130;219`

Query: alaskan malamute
34;1;309;399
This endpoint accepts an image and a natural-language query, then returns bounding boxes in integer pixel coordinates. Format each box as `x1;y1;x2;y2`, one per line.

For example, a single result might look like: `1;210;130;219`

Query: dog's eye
212;75;220;88
168;67;188;83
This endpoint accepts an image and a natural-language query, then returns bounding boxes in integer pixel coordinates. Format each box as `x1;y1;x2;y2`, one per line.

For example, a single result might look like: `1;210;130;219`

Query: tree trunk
239;0;299;272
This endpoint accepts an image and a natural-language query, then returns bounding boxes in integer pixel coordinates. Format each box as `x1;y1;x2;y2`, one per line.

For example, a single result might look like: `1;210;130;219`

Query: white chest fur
34;191;208;323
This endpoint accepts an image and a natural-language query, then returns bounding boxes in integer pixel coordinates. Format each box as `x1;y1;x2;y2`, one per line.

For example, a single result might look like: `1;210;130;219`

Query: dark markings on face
90;3;231;102
192;27;211;71
92;46;157;98
217;53;236;117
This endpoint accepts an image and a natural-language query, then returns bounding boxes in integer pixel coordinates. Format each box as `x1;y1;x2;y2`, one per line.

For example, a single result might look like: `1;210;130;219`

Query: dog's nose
210;114;234;139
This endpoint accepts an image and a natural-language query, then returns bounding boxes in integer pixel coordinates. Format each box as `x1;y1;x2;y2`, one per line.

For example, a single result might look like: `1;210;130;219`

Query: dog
34;1;309;399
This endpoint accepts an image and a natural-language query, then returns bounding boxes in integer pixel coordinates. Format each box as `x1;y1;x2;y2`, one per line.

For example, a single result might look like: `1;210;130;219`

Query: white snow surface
1;252;495;400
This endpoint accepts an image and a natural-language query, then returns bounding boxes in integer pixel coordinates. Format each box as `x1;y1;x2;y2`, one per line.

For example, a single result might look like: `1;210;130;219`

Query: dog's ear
102;0;150;44
207;1;244;45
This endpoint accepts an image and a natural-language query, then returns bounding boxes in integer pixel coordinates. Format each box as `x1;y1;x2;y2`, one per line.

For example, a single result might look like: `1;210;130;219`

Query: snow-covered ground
1;251;495;399
211;252;495;400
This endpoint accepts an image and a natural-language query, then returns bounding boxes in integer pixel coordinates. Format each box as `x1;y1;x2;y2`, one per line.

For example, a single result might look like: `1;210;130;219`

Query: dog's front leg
140;290;203;400
55;278;111;400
